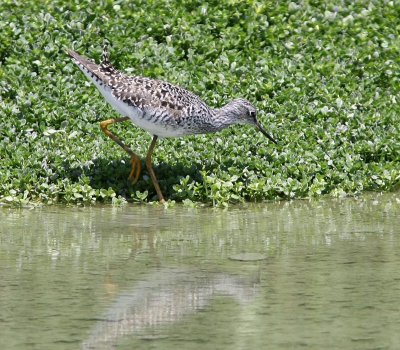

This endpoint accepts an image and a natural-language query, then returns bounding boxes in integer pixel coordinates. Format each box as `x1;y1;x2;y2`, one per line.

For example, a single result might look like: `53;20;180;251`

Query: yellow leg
100;117;141;184
146;135;165;203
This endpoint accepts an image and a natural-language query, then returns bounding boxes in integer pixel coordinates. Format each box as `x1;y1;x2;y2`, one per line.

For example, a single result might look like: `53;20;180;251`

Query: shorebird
68;44;277;203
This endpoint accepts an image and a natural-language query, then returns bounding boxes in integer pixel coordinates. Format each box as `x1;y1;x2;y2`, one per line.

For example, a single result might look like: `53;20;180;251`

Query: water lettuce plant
1;0;399;206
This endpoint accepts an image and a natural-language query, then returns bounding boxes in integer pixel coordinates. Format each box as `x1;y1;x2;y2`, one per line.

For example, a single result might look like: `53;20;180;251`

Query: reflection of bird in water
68;45;277;202
82;268;259;349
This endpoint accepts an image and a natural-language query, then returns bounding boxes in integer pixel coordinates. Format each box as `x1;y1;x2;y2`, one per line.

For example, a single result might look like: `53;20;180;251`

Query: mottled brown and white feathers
68;45;277;142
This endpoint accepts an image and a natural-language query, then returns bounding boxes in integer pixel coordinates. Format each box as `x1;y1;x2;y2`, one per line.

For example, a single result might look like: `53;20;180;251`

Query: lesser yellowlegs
68;44;277;203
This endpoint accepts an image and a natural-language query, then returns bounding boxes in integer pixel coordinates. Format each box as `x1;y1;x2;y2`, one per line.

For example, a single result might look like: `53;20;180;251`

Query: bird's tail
67;44;122;86
67;49;100;73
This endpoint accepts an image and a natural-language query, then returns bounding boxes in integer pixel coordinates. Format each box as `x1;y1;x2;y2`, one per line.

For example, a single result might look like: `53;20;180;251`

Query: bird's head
224;98;277;144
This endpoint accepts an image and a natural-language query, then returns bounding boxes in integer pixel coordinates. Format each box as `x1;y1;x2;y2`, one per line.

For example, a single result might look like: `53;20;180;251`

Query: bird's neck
211;102;242;130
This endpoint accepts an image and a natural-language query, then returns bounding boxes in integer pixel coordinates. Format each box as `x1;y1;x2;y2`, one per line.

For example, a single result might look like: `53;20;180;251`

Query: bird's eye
249;111;256;118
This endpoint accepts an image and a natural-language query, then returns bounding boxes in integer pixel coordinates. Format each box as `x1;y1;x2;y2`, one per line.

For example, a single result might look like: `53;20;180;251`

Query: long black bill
255;121;278;144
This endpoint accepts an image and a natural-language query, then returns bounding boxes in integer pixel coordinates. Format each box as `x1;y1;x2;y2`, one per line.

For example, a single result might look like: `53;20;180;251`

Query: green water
1;193;399;350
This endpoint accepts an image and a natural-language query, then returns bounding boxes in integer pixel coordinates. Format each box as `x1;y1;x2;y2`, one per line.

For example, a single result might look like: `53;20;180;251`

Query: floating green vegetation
1;0;399;207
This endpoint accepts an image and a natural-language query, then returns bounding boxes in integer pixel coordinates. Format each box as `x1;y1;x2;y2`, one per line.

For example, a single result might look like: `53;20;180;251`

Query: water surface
1;193;399;349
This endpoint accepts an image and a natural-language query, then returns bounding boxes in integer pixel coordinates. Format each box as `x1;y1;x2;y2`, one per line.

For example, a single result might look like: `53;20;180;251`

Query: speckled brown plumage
68;45;277;141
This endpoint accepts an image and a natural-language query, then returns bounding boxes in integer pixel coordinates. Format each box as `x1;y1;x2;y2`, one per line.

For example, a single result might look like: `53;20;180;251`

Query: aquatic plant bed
1;0;399;206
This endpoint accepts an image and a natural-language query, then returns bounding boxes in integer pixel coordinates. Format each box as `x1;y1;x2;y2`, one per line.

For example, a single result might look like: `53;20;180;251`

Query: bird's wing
68;50;208;116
